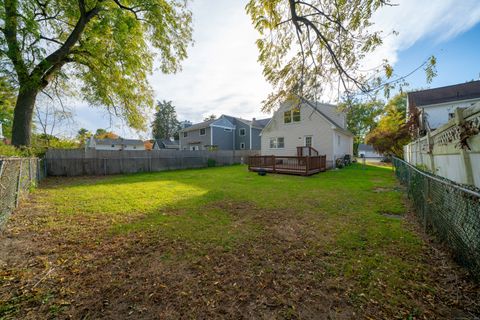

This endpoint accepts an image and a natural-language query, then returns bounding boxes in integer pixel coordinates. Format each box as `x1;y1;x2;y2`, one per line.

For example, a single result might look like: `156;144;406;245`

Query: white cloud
66;0;480;138
367;0;480;68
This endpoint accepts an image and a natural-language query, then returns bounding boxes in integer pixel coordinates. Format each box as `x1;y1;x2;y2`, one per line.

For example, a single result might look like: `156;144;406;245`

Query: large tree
339;98;383;155
0;0;193;146
246;0;436;111
365;92;410;157
151;100;180;140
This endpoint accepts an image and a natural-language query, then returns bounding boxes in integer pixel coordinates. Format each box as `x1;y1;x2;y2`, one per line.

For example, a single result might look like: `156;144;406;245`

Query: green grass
3;163;450;318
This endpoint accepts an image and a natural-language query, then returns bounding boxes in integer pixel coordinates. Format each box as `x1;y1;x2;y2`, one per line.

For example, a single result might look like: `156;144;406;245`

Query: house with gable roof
179;115;271;151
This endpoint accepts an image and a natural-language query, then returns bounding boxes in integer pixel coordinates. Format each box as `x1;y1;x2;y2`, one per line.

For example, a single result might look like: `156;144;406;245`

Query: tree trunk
11;85;39;147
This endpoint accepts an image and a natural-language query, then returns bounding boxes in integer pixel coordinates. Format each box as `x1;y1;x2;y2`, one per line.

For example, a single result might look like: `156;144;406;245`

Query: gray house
179;115;270;151
152;139;179;150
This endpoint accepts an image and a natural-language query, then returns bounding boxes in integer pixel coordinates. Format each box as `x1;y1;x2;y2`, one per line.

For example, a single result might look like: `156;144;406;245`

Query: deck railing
297;146;319;156
248;155;326;175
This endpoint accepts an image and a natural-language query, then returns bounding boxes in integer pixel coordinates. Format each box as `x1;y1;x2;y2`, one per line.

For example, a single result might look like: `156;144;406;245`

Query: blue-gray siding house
179;115;270;151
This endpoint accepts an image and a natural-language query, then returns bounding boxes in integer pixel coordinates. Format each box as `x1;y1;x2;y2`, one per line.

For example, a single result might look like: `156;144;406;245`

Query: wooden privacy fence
0;157;46;226
45;149;258;176
248;155;327;176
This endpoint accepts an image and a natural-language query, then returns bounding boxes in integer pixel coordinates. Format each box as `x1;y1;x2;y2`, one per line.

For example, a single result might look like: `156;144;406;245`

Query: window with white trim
240;142;245;149
239;128;246;136
269;137;284;149
284;107;301;123
200;128;206;136
337;134;341;146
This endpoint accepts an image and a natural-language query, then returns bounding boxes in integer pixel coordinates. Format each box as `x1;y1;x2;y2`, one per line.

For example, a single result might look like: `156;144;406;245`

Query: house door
305;136;313;147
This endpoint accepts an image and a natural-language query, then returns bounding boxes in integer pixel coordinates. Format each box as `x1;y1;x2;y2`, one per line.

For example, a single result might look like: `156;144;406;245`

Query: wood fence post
272;156;276;173
104;158;107;175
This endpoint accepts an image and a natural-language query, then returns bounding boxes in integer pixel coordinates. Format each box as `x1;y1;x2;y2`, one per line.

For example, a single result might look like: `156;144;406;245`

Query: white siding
261;102;352;165
421;98;480;129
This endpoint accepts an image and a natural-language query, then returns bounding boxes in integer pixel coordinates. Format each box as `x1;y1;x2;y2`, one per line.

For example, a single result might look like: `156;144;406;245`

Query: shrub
207;158;216;167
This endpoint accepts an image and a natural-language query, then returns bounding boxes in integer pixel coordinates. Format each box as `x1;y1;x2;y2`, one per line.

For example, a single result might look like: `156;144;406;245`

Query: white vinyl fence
404;104;480;187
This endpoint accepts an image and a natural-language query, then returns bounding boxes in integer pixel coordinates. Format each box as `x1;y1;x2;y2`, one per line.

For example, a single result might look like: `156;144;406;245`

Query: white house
358;144;382;158
260;100;353;168
407;80;480;132
86;137;145;151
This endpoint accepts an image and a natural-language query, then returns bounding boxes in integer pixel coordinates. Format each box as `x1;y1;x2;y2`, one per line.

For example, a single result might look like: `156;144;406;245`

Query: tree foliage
339;98;383;155
0;75;15;138
365;92;410;157
0;0;193;146
203;114;216;121
151;100;180;140
94;128;118;139
246;0;436;111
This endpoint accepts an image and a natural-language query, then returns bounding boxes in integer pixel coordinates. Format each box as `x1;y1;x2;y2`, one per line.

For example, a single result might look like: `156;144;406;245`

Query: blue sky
60;0;480;139
393;22;480;91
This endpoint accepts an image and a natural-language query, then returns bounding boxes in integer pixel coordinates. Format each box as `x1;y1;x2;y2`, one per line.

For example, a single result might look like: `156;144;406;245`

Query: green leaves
1;0;193;135
247;0;391;112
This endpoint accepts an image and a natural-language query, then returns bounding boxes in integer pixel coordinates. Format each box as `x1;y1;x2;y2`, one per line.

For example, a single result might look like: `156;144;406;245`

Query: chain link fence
0;158;46;227
393;157;480;280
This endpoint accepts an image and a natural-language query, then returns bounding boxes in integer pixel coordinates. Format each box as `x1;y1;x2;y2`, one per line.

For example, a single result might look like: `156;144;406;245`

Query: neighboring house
152;139;180;150
260;100;353;168
358;144;382;158
179;115;271;151
407;80;480;132
86;137;145;151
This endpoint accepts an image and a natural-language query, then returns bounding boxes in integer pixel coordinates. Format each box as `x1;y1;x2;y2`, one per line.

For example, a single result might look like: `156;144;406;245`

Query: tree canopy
365;92;410;157
246;0;436;111
0;75;15;138
151;100;180;140
339;98;383;155
0;0;193;146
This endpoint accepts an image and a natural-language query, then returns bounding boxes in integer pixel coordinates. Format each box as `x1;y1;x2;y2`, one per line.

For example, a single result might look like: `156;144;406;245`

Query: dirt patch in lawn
1;197;479;319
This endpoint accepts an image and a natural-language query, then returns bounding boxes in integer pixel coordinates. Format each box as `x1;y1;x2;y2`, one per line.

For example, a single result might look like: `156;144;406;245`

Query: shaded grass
1;164;478;319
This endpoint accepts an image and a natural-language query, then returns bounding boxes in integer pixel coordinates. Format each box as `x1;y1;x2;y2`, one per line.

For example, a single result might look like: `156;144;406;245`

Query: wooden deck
248;155;327;176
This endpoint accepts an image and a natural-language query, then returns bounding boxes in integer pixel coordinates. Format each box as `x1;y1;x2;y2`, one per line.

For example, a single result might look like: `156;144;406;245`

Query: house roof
155;139;179;146
302;100;354;137
407;80;480;109
95;138;144;146
180;119;217;132
180;115;272;132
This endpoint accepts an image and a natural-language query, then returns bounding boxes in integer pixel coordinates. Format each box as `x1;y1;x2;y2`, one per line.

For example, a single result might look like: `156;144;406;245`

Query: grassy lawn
0;164;478;319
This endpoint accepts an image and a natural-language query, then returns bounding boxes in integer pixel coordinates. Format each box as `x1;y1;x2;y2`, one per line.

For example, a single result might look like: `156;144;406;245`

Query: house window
337;134;341;146
448;112;455;120
224;128;232;132
200;128;206;136
240;142;245;149
239;128;246;136
292;108;301;122
269;137;284;149
284;111;292;123
284;108;301;123
183;132;188;137
111;144;115;148
133;146;136;149
305;136;312;147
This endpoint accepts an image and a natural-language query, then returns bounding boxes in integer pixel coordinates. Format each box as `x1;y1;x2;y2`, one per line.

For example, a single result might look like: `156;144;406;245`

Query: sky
62;0;480;139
